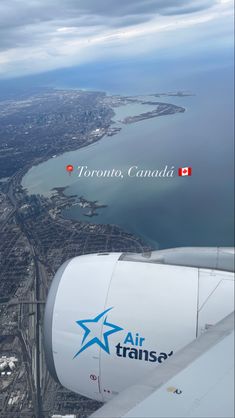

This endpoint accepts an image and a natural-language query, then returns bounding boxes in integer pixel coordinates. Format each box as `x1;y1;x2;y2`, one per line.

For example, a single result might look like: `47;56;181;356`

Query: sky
0;0;233;79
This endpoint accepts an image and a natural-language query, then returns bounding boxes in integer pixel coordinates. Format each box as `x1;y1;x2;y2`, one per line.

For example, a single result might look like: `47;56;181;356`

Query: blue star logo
74;307;123;358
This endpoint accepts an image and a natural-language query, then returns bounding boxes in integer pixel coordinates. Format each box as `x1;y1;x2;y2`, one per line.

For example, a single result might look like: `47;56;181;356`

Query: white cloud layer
0;0;233;78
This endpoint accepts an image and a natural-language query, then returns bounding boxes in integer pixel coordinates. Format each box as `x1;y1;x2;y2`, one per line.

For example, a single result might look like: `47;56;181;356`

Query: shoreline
19;89;186;190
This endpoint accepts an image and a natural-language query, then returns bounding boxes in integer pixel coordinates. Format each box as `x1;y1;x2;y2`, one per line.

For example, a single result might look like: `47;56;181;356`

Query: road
5;173;47;418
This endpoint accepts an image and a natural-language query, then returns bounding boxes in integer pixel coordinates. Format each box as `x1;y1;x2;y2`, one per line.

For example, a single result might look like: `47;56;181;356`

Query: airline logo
74;308;173;364
178;166;192;176
73;307;122;358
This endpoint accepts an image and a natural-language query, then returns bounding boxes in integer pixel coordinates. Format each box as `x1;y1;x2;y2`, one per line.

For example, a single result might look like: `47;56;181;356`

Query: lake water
22;68;234;249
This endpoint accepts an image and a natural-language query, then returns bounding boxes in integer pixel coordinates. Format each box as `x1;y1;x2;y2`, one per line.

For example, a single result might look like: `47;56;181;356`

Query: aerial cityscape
0;0;234;417
0;89;156;417
0;86;190;416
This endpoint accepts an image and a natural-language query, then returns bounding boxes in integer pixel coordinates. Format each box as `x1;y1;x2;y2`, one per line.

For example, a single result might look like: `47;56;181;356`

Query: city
0;0;233;415
0;89;151;417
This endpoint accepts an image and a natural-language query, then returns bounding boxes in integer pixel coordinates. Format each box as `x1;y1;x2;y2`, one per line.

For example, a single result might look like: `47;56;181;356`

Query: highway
5;172;47;418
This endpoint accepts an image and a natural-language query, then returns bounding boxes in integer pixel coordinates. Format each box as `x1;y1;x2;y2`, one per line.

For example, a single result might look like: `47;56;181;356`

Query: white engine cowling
43;248;234;402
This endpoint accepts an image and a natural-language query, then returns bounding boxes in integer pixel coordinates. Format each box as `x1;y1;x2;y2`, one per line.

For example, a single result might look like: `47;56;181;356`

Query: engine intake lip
43;259;72;383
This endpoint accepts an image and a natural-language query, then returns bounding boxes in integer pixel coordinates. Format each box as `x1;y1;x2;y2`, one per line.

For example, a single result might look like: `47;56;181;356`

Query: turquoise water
22;72;234;249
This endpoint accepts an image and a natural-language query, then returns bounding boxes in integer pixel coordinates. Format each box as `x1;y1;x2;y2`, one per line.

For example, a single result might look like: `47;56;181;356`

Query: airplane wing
91;312;234;418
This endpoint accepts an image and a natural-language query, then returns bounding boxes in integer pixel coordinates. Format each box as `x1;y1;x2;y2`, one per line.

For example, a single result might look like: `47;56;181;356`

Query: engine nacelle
43;248;234;402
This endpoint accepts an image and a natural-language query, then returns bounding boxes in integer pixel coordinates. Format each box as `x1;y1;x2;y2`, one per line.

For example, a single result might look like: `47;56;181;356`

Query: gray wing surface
91;312;234;418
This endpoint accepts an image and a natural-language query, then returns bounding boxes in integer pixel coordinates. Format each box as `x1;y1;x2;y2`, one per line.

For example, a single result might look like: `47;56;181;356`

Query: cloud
0;0;233;78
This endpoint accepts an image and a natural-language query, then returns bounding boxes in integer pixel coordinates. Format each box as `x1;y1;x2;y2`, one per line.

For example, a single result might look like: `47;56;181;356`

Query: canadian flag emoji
178;166;192;176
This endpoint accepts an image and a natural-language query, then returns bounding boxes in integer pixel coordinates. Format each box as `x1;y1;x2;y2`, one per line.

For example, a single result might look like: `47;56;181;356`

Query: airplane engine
43;249;234;402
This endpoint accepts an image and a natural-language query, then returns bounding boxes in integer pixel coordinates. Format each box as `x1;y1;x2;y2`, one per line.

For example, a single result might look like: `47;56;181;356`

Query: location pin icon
66;164;74;176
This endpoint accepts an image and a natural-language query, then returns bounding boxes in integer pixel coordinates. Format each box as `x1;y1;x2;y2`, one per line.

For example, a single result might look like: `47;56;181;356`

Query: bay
22;68;234;249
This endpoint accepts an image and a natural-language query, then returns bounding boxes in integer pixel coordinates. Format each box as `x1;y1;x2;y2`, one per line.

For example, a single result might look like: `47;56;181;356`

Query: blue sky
0;0;233;79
